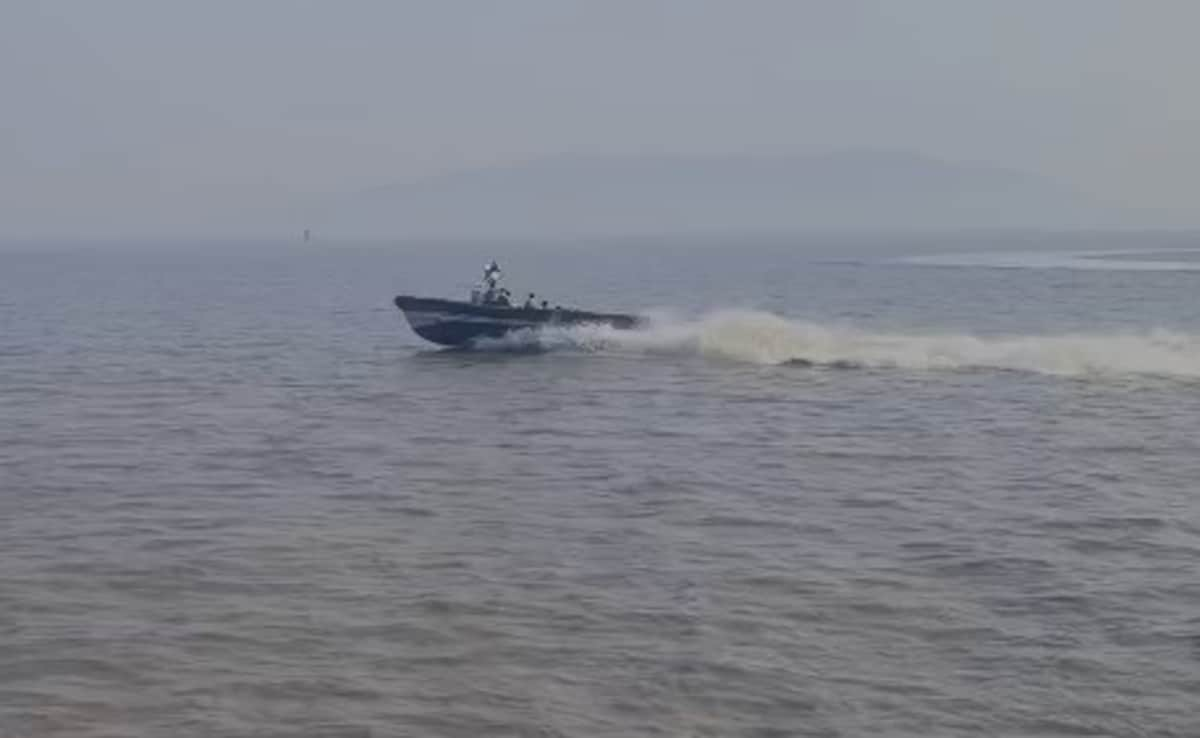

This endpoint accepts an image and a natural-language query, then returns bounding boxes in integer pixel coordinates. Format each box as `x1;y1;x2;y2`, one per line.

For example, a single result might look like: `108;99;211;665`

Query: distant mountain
312;150;1127;239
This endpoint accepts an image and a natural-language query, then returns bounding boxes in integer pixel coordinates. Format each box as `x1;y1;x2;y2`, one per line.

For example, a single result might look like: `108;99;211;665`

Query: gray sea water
2;235;1200;737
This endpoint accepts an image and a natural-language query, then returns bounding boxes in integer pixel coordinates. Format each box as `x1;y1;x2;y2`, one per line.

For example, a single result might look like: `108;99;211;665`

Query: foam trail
522;309;1200;379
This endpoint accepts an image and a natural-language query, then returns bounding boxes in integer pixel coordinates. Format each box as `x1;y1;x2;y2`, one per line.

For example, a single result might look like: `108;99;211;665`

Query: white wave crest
506;310;1200;379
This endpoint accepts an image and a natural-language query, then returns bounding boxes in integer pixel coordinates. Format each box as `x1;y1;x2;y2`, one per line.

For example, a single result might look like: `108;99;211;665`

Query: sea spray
478;309;1200;379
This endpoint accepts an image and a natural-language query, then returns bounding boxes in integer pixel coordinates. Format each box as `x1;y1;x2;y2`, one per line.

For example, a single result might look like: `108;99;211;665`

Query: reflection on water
899;247;1200;271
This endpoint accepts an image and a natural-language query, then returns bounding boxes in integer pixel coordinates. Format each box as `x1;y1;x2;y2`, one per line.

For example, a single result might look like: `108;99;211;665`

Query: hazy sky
3;0;1198;237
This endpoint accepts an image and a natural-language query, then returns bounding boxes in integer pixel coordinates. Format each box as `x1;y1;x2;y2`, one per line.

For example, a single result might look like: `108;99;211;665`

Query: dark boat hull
394;295;638;347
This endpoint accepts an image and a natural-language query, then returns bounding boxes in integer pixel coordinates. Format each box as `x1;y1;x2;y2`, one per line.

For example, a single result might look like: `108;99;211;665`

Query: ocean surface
2;234;1199;737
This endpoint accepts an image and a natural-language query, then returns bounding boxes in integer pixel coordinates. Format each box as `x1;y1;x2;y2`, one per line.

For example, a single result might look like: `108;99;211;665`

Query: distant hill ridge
315;150;1124;238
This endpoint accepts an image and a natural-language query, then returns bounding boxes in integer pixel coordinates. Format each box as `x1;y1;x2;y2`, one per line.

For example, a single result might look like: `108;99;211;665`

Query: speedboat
394;261;639;347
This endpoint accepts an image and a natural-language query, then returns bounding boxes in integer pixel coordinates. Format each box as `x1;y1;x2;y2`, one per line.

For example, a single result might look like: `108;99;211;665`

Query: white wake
492;309;1200;379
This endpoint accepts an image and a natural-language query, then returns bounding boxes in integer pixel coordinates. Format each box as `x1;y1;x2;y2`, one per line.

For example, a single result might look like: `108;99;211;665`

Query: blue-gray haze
3;1;1200;238
5;2;1200;735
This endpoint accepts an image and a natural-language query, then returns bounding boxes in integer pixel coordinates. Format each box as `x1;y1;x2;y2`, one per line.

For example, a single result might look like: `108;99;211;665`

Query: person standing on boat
483;261;501;289
523;293;537;309
472;261;499;304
